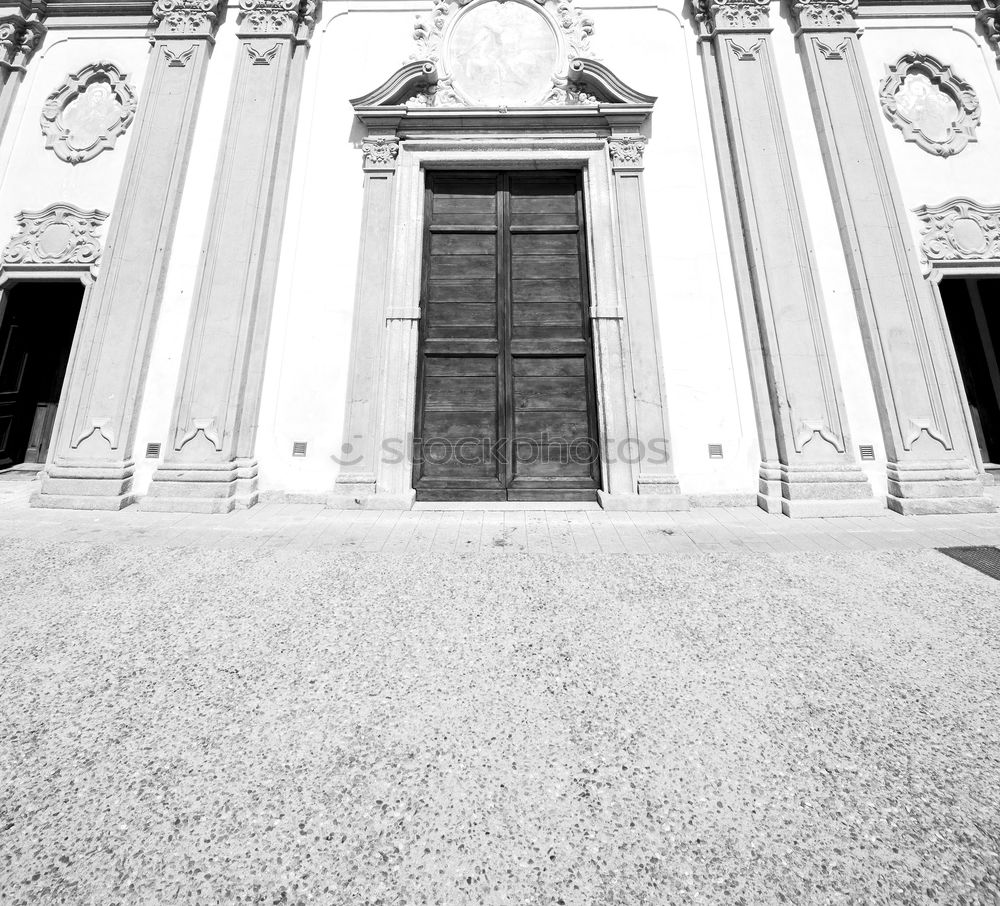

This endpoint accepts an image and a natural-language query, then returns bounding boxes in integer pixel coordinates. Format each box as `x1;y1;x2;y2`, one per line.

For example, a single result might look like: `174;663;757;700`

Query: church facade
0;0;999;515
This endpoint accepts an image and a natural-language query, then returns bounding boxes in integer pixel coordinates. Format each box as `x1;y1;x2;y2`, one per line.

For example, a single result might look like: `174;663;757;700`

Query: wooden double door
413;171;601;501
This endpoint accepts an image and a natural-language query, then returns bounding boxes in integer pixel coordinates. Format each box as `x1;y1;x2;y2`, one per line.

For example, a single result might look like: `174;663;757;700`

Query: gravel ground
1;540;999;905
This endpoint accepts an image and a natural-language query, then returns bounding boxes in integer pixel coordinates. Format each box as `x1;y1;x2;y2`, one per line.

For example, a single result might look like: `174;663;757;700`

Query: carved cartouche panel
880;53;980;157
915;198;1000;263
41;62;138;165
406;0;596;106
3;204;109;266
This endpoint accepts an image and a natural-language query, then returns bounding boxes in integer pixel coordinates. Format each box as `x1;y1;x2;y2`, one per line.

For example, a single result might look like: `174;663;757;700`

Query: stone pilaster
790;0;992;513
600;136;687;510
328;136;402;507
0;1;45;138
33;0;222;511
142;0;314;513
695;0;878;516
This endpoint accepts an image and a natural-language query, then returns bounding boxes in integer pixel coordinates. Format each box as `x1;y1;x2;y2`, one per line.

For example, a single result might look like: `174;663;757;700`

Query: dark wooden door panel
414;171;599;501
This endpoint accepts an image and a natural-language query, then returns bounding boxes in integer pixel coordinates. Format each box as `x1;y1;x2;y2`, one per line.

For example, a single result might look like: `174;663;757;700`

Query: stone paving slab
4;480;1000;554
1;539;999;904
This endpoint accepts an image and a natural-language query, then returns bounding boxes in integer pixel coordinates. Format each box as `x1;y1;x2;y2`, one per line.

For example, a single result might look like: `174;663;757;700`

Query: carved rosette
695;0;771;36
40;62;138;165
791;0;858;30
361;137;399;169
608;136;646;169
3;203;109;267
880;53;980;157
151;0;223;36
914;198;1000;266
238;0;315;36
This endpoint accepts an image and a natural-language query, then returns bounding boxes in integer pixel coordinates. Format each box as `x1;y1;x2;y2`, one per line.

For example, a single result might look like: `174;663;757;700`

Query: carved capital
0;2;46;69
791;0;858;31
238;0;315;37
694;0;770;36
151;0;224;37
362;137;399;169
608;136;646;169
3;203;108;267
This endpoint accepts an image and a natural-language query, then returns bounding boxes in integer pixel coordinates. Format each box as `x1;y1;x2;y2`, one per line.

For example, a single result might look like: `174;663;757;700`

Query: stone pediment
351;0;654;131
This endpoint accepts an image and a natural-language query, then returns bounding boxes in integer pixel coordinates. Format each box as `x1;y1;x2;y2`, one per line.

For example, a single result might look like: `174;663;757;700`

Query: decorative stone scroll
361;137;399;168
40;62;137;164
608;136;646;168
915;198;1000;265
879;53;980;157
239;0;316;36
3;203;108;267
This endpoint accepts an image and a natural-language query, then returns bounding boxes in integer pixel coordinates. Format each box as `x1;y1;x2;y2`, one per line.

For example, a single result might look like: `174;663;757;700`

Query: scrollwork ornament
914;198;1000;265
362;137;400;168
3;204;109;267
975;1;999;54
608;136;647;168
151;0;223;36
0;6;46;68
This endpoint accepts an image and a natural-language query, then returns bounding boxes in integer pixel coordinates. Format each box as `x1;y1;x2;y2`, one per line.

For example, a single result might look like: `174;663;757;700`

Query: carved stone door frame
329;132;688;510
927;261;1000;477
373;139;639;507
0;266;96;472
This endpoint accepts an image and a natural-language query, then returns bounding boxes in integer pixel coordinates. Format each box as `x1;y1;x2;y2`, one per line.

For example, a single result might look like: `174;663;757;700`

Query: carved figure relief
880;53;980;157
915;198;1000;265
40;62;137;164
3;203;108;267
404;0;597;106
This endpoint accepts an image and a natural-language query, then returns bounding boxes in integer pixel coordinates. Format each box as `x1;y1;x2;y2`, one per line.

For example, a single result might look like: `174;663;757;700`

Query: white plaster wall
256;0;759;497
0;25;150;265
256;2;422;495
769;2;888;498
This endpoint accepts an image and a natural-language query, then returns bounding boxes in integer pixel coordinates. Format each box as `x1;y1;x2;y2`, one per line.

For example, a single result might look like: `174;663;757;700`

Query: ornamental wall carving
0;1;46;69
151;0;224;36
915;198;1000;266
879;53;980;157
403;0;599;106
40;62;137;164
2;203;108;267
975;0;999;56
791;0;858;30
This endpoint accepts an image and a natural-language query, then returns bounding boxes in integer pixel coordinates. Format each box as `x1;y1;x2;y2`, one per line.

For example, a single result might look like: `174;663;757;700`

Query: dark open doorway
0;281;84;470
940;276;1000;474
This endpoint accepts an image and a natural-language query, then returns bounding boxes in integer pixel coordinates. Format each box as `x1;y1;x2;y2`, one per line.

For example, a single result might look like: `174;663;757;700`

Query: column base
885;460;994;514
139;459;259;514
31;461;136;510
758;461;881;517
598;491;690;512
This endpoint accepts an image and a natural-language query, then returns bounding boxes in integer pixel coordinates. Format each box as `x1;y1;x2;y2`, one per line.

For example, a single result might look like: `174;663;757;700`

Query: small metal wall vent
708;443;723;459
938;546;1000;580
292;441;308;457
145;442;161;459
859;444;876;461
